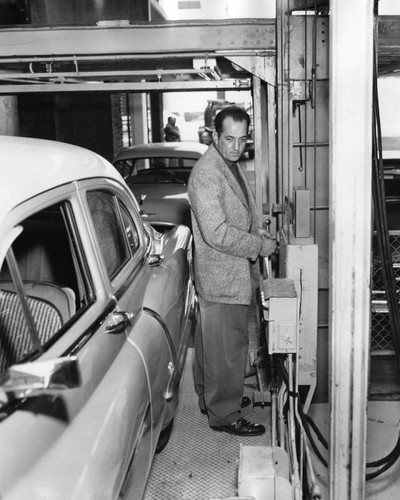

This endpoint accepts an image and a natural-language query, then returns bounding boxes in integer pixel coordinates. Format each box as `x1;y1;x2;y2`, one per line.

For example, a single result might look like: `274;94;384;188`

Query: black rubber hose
372;43;400;372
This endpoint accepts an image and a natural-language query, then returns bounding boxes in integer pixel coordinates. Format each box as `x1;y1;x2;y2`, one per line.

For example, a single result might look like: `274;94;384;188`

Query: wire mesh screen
371;231;400;354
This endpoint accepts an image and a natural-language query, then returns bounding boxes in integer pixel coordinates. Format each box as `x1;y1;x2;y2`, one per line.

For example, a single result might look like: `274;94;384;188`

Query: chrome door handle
106;311;135;334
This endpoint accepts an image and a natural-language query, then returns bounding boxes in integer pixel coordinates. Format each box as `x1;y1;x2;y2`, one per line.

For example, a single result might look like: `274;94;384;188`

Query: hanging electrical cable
278;352;400;481
372;34;400;373
363;18;400;481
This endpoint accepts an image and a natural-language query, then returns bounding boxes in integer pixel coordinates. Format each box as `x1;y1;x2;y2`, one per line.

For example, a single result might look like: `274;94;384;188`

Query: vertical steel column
266;82;277;232
253;75;264;220
0;96;20;135
253;75;273;223
329;1;373;498
131;92;148;145
276;0;292;231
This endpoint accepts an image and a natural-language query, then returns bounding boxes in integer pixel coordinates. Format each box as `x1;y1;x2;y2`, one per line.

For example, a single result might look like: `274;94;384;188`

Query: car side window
114;159;133;178
119;201;140;255
0;202;91;375
86;191;132;279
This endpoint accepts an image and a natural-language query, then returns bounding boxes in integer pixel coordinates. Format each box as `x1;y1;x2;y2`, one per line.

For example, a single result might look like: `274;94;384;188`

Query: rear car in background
113;142;207;231
0;136;196;500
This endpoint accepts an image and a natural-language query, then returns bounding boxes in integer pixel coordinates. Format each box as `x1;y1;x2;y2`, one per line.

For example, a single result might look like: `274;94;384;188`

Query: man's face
213;117;248;162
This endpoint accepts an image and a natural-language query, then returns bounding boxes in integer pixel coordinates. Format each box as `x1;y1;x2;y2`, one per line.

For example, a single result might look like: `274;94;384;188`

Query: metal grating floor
143;348;271;500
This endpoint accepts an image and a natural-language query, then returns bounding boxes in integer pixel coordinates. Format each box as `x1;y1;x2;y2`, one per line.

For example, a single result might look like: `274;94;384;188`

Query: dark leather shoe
200;396;251;415
210;417;265;436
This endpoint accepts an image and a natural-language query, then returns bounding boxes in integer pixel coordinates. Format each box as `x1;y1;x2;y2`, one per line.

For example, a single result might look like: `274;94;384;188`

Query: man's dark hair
214;106;250;136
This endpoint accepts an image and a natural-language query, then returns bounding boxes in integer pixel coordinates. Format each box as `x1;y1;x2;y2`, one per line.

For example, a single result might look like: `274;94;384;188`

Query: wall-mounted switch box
262;278;298;354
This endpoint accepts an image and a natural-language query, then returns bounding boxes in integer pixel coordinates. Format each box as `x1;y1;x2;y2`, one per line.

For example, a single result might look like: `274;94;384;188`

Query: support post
329;1;373;498
0;96;19;135
253;76;269;221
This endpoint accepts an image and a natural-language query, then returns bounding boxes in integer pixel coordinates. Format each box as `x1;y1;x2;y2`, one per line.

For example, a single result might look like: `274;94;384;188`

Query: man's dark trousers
194;297;249;427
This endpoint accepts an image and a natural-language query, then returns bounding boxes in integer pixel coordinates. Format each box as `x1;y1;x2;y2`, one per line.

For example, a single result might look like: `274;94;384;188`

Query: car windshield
115;156;197;184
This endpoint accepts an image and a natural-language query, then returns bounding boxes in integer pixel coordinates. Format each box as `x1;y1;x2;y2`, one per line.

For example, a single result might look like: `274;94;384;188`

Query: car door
80;181;194;499
80;181;176;499
0;181;157;500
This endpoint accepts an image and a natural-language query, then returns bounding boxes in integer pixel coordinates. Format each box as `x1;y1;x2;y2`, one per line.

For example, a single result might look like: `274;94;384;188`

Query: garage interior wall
0;0;156;160
17;93;119;163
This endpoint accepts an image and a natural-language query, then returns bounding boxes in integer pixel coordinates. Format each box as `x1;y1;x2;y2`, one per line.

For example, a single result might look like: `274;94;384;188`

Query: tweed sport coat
188;144;263;305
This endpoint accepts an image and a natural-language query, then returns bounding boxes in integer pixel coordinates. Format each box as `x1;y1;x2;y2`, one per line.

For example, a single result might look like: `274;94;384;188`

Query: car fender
1;311;172;500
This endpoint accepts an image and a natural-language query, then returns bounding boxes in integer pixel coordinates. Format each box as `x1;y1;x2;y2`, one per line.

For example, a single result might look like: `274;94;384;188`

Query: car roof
0;135;122;218
114;141;208;162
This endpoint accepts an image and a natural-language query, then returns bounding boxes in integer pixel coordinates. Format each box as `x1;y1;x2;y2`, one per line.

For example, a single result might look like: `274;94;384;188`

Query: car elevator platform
143;347;272;500
143;301;273;500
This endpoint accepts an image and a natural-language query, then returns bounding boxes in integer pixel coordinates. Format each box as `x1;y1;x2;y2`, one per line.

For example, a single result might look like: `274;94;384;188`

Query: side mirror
0;356;81;406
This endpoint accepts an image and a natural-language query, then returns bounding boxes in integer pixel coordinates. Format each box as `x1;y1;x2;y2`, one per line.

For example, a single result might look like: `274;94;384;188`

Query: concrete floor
143;348;272;500
143;299;272;499
308;356;400;499
308;399;400;499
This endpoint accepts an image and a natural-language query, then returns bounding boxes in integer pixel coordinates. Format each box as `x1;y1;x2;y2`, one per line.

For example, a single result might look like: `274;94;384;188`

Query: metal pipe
287;354;302;499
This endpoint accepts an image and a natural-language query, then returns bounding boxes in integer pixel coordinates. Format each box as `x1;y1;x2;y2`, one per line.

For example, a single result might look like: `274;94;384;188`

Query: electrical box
278;227;318;411
293;187;310;238
262;278;298;354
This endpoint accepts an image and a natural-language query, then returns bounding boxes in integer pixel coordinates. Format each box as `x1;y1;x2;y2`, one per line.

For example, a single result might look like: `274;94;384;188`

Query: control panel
261;278;298;354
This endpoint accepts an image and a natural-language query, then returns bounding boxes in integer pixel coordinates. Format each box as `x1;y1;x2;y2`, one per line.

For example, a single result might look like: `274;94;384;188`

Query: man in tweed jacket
188;106;276;436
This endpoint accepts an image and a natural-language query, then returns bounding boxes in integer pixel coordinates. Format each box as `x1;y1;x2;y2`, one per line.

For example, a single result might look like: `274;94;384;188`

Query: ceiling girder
0;79;251;94
0;20;275;93
224;55;276;86
0;15;399;94
0;20;276;58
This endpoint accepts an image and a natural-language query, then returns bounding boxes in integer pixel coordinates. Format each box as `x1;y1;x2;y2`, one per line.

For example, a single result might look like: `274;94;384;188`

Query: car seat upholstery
0;290;58;373
0;281;76;373
0;207;80;373
0;281;76;324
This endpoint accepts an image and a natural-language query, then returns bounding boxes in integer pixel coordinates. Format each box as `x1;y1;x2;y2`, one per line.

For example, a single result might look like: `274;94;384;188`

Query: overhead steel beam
0;79;251;95
0;20;276;58
225;55;275;86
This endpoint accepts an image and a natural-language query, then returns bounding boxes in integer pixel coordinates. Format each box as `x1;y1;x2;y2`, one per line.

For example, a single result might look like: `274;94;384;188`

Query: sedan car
0;136;196;500
113;142;207;231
